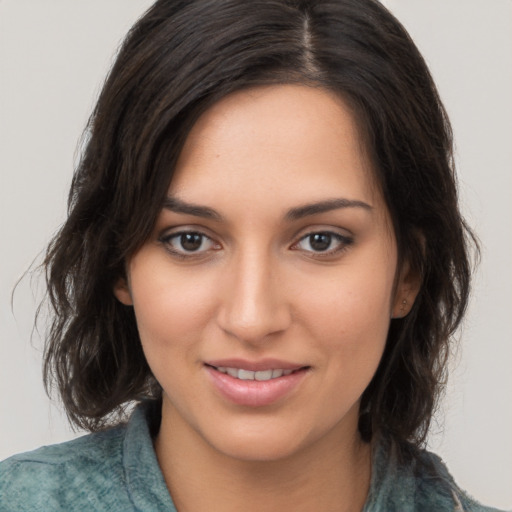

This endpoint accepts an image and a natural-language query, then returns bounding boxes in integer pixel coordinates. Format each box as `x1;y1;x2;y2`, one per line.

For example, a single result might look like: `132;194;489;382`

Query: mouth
204;361;310;407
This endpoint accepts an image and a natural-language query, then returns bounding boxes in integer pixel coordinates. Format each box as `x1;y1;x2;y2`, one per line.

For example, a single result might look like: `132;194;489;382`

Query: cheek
128;256;218;352
293;257;395;375
297;267;394;338
128;262;220;402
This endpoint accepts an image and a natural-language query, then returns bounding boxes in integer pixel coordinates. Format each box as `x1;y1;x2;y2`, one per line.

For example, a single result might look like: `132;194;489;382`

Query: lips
204;359;310;407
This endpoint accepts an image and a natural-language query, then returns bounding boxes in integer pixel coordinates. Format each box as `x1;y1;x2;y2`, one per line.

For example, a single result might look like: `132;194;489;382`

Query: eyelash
158;229;353;260
291;231;354;257
159;231;220;259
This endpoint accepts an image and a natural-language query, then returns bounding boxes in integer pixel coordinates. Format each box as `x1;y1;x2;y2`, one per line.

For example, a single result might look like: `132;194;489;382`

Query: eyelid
290;228;354;257
158;227;221;258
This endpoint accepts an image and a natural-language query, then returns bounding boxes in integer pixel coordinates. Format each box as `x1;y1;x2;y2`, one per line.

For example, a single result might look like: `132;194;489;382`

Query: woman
0;0;505;510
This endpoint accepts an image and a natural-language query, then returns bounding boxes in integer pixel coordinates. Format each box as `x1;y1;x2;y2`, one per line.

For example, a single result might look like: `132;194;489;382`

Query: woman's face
116;85;413;461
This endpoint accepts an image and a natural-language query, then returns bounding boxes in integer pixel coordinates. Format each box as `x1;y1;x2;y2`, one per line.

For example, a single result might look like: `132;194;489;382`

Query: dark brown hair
43;0;476;446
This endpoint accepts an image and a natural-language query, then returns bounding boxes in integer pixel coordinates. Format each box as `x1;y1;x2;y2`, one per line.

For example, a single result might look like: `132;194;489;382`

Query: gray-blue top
0;402;504;511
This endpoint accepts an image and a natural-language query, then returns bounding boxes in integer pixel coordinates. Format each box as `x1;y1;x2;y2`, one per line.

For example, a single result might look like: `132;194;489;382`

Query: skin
115;85;419;512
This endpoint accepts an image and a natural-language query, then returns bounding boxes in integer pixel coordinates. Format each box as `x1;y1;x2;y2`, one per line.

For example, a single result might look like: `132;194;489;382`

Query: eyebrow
162;196;223;220
284;198;373;220
162;196;372;221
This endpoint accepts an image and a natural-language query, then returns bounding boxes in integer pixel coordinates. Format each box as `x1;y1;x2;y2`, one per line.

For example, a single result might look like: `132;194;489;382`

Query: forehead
170;84;381;210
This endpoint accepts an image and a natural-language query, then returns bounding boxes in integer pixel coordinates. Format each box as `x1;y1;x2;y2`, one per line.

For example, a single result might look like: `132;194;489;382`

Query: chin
211;430;309;463
200;413;349;464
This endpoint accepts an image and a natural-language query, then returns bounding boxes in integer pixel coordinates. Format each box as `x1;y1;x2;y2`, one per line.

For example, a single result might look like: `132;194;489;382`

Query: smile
204;362;310;407
212;367;295;381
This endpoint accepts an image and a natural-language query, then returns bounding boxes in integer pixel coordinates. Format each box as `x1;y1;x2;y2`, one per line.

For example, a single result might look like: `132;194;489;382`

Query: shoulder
0;401;174;512
366;436;506;512
0;426;130;512
413;448;503;512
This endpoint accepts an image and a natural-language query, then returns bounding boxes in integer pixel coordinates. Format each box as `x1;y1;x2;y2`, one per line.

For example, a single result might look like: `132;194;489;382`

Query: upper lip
204;358;307;372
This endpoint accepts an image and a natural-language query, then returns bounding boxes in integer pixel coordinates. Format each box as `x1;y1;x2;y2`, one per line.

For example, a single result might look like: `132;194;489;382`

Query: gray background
1;1;510;508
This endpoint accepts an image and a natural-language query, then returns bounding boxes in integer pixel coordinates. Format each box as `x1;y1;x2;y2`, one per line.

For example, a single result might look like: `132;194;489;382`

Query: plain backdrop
1;1;511;509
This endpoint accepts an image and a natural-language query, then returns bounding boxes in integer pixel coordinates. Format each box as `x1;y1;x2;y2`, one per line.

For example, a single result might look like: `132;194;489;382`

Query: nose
216;248;292;345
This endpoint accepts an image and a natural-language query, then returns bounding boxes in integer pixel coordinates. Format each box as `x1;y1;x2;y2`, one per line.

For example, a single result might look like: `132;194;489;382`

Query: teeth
255;369;273;381
214;366;298;381
226;367;238;377
238;369;255;380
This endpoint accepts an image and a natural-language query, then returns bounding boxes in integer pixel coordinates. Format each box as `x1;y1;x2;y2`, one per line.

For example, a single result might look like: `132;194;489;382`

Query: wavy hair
43;0;476;446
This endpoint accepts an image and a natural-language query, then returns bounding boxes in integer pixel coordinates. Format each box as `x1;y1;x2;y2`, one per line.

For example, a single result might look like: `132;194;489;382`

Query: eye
293;231;353;256
160;231;219;257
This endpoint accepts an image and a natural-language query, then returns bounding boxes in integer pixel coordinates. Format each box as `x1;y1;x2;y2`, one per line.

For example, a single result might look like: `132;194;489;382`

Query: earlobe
114;277;133;306
391;261;422;319
393;297;410;319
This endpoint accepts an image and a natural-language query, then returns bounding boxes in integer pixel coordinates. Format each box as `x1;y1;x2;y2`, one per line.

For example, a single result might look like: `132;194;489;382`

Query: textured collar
122;403;177;512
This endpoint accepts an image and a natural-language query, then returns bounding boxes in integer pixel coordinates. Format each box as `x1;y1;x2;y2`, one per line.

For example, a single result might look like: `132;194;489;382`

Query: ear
113;276;133;306
391;259;422;319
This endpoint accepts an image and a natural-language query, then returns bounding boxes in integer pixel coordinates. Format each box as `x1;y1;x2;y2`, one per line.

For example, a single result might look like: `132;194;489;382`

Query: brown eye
180;233;204;251
308;233;332;251
294;231;353;256
160;231;218;257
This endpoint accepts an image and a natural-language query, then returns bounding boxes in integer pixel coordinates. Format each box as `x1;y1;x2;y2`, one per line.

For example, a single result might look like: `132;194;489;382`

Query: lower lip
205;366;308;407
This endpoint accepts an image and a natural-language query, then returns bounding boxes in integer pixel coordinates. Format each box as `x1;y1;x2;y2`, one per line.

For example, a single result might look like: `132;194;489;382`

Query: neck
154;400;372;512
